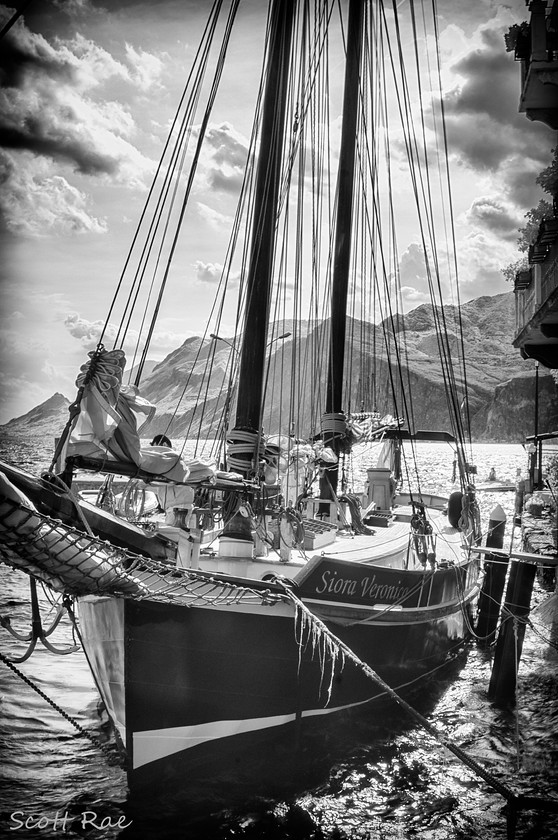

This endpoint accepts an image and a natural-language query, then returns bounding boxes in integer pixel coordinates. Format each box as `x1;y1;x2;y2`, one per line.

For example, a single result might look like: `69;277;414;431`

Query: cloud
0;321;74;423
456;229;517;298
465;196;523;240
0;149;107;235
443;20;551;177
0;10;158;234
434;8;553;269
197;201;233;228
202;122;249;193
0;373;61;425
399;286;431;309
63;312;186;358
53;0;98;15
0;328;49;381
499;157;550;208
64;312;113;348
191;124;249;230
367;244;439;314
194;261;223;284
194;260;240;287
446;29;519;125
398;243;429;288
125;43;165;92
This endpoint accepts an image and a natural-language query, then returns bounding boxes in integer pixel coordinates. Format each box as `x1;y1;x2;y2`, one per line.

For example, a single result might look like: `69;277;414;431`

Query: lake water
0;440;557;840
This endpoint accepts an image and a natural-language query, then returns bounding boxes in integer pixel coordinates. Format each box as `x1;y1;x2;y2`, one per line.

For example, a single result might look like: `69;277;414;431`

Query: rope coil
321;412;348;436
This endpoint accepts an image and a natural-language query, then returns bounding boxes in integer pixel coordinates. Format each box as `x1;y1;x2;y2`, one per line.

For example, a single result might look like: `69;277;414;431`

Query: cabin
509;0;558;369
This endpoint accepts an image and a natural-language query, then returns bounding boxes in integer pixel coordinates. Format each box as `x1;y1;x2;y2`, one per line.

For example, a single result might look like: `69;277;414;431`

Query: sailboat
0;0;482;813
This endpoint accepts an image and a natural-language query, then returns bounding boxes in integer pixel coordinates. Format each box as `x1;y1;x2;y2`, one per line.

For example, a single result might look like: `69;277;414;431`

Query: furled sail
57;347;188;481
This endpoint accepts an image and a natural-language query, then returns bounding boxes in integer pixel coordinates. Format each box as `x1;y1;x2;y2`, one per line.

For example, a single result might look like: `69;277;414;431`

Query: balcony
513;1;558;129
514;220;558;367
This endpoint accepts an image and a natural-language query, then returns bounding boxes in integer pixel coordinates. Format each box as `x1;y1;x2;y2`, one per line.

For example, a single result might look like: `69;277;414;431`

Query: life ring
447;490;463;529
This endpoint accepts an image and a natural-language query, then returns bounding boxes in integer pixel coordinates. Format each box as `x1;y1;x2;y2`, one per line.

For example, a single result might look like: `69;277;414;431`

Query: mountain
135;291;557;442
1;293;556;445
471;370;558;441
0;392;71;440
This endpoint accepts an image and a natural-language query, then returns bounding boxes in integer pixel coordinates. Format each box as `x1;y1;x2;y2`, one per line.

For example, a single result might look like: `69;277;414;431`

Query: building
511;0;558;369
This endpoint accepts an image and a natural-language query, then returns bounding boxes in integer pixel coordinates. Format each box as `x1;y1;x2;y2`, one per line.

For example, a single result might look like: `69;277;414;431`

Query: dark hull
78;576;476;814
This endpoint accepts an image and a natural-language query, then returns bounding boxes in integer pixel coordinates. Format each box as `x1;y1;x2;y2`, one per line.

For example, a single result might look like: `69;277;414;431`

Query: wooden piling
475;505;508;644
514;475;525;525
487;559;537;706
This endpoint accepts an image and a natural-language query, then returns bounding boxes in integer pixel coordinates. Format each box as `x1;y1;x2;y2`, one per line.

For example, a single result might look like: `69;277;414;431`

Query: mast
227;0;296;478
321;0;365;499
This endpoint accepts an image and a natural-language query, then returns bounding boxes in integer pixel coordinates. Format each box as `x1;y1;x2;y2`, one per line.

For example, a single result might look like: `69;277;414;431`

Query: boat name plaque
296;557;418;607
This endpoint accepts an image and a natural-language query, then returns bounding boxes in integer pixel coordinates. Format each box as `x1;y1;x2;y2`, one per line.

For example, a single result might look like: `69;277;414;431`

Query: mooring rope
278;581;558;835
513;618;522;771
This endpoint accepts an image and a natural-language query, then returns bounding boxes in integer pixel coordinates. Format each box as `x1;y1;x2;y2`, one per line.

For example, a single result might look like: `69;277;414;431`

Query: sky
0;0;555;424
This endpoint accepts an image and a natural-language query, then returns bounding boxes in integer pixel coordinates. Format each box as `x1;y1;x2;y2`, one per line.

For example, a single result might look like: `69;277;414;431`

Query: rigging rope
102;0;225;357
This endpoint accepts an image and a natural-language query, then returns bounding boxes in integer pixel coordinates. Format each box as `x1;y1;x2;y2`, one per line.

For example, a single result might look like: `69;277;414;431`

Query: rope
227;429;264;475
43;473;95;536
280;507;305;547
278;581;558;825
513;617;522;771
338;492;374;535
528;616;558;652
321;412;347;437
0;650;118;763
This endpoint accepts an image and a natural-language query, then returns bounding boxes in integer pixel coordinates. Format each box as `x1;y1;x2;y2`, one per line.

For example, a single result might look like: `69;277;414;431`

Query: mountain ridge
1;292;557;445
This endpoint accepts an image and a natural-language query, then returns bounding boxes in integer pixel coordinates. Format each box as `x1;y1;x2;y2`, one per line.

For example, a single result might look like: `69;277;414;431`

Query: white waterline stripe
132;694;375;769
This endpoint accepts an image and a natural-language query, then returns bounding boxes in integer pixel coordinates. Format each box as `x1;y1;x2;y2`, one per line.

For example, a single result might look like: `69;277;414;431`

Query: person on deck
151;434;172;447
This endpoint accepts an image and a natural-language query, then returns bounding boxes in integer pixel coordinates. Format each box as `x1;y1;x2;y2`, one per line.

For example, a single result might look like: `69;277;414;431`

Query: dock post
514;474;525;525
475;505;508;644
487;559;537;706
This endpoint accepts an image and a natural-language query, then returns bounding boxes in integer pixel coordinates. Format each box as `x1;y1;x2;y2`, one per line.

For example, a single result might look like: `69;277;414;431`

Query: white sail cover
58;348;188;481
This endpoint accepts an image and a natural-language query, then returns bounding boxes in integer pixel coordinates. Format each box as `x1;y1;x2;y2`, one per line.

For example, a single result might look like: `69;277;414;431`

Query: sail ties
321;412;349;454
321;412;347;437
226;428;283;485
226;429;265;477
321;412;364;455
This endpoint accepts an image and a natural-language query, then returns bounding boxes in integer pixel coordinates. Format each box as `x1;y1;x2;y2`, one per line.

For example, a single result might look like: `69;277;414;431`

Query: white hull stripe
132;695;375;769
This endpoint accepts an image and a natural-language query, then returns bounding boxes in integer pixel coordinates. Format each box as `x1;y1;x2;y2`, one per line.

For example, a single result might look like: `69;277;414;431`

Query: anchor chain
0;650;119;763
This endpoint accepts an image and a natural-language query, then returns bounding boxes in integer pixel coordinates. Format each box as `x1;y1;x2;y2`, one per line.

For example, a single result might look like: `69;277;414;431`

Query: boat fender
447;491;463;529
